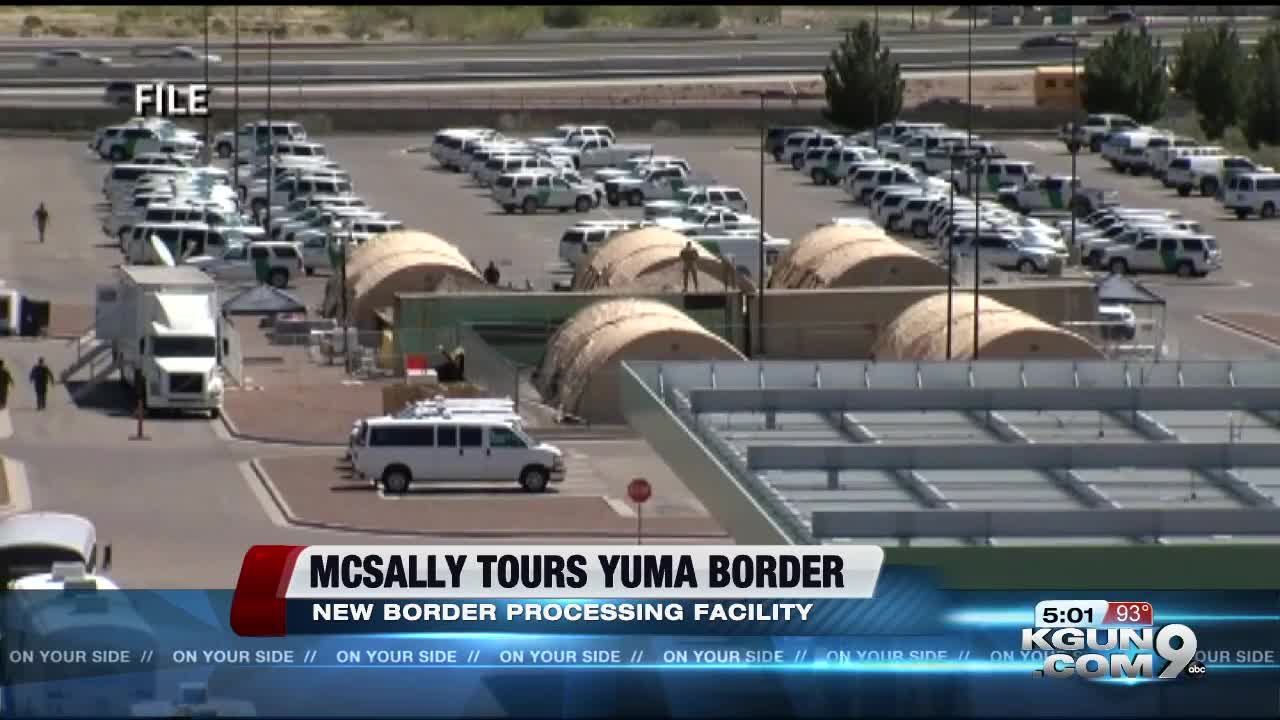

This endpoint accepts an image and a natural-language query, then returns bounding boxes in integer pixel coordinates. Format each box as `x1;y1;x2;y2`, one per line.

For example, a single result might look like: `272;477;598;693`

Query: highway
0;21;1271;88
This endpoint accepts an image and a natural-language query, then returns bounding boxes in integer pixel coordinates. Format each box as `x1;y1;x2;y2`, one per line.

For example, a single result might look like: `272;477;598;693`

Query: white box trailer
94;265;231;417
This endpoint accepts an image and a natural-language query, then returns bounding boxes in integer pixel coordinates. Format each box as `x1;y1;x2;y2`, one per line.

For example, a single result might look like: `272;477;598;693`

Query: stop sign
627;478;652;504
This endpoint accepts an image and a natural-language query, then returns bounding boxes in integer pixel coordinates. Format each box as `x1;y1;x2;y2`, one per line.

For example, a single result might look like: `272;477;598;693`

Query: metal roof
620;359;1280;547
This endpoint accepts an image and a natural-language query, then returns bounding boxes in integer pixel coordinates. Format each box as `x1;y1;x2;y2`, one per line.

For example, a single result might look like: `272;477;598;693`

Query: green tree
1192;22;1247;140
822;20;904;131
1171;25;1213;99
1243;29;1280;149
1081;27;1169;123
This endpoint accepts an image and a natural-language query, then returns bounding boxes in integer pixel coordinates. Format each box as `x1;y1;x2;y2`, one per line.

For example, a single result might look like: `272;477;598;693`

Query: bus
1034;66;1083;111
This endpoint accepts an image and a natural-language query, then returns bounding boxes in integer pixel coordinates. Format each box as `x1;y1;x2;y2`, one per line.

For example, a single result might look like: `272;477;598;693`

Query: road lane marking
1023;140;1051;151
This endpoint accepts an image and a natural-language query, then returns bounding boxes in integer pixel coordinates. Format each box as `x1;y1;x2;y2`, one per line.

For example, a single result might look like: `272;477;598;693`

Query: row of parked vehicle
1062;113;1280;219
769;122;1122;219
430;125;788;284
92;118;403;288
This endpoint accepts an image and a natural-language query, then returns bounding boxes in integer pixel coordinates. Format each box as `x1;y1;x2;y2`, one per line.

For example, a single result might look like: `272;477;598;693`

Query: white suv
1100;232;1222;277
492;171;596;214
188;241;305;288
352;415;565;494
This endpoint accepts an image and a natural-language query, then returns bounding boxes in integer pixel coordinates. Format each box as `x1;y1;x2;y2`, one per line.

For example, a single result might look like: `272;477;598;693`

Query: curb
246;457;726;540
220;405;345;448
1200;314;1280;349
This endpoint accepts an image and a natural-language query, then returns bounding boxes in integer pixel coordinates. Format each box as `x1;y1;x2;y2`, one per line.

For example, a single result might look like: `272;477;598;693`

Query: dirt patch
420;75;1032;108
226;382;379;444
258;453;725;538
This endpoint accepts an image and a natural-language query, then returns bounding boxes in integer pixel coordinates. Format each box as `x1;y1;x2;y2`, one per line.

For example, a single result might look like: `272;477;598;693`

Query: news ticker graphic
2;576;1278;718
229;545;886;637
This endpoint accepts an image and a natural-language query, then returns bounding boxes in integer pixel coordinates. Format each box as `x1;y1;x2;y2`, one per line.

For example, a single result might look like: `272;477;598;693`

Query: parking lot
338;131;1280;359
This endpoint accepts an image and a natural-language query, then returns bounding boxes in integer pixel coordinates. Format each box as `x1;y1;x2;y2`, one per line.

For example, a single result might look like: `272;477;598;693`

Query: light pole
265;19;274;233
740;88;787;357
202;6;210;164
333;219;352;374
969;7;981;360
946;150;957;359
232;6;239;194
1068;32;1086;265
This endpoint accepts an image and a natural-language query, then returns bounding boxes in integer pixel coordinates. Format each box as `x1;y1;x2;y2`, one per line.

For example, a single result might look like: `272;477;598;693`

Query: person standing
483;261;501;286
0;360;12;409
33;202;49;244
680;241;700;293
29;357;54;411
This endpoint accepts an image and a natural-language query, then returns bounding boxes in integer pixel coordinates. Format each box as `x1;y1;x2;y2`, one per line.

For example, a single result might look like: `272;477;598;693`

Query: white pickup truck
604;166;698;207
546;137;655;169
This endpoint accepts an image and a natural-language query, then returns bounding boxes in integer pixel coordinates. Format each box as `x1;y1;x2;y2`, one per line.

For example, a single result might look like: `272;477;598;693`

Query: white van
1154;145;1224;185
557;220;641;268
351;415;565;493
1222;172;1280;219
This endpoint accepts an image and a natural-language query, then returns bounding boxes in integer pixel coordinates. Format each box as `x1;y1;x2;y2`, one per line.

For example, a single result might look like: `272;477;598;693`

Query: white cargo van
351;414;565;493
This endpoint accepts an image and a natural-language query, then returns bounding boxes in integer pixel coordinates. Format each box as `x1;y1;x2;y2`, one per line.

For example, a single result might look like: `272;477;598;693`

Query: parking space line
1198;314;1280;350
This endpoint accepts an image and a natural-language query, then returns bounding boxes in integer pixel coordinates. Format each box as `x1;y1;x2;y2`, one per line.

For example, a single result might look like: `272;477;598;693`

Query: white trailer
94;265;231;417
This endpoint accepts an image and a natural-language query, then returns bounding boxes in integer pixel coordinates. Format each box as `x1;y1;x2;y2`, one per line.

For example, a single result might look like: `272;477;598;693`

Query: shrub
648;5;722;29
48;24;80;38
312;23;332;36
1081;27;1168;123
19;15;41;36
367;30;384;41
210;17;229;34
823;20;904;131
112;24;129;37
343;7;380;39
543;6;593;28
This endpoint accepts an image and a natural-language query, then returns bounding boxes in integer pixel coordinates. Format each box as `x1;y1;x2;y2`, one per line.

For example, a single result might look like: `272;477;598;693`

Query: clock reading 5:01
1034;600;1111;628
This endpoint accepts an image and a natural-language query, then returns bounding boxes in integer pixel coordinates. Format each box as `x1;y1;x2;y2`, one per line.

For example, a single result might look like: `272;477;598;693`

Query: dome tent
322;230;486;327
536;298;745;422
871;291;1104;361
573;227;756;292
768;224;947;289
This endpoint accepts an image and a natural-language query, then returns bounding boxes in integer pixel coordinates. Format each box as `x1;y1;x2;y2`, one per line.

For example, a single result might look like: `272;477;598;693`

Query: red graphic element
627;478;652;504
1103;601;1154;626
230;545;306;637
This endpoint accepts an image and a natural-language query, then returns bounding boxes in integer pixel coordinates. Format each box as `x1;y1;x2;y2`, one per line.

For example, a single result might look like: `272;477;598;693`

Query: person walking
33;202;49;244
29;357;54;411
0;360;12;410
483;261;501;286
680;241;700;293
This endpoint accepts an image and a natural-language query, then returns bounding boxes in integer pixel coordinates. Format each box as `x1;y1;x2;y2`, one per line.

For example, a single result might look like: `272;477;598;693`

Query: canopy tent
1095;273;1168;359
221;285;306;316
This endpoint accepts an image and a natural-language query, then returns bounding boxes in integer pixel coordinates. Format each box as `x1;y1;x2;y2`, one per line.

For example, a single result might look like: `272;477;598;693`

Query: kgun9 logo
1022;624;1201;680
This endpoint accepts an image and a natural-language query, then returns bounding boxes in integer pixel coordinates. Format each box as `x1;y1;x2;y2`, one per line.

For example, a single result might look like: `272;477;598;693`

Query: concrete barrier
0;104;1068;136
